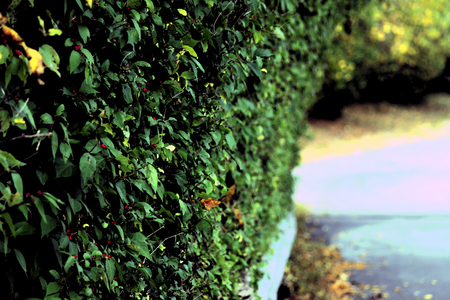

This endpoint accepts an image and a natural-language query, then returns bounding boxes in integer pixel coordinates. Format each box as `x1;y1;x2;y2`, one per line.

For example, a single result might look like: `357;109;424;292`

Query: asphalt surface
292;137;450;300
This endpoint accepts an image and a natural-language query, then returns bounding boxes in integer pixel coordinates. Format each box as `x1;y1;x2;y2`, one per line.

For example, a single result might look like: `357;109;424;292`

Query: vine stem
150;232;184;256
0;132;53;144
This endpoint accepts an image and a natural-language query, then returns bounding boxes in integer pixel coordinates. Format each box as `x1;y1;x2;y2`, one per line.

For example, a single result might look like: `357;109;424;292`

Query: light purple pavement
292;137;450;299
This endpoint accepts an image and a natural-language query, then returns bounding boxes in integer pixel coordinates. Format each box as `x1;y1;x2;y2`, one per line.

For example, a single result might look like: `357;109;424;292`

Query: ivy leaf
69;50;82;73
80;153;97;180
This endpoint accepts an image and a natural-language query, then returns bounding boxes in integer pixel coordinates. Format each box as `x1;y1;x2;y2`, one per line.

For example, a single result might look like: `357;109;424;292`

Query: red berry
111;222;115;224
38;190;42;195
92;17;95;19
153;117;155;120
127;7;130;9
143;88;147;91
112;39;116;42
71;39;74;41
102;253;106;257
15;50;22;55
73;255;77;258
101;144;107;148
159;81;162;84
108;240;111;243
272;48;276;52
95;243;97;245
126;66;129;68
212;239;214;243
26;193;30;197
107;255;111;258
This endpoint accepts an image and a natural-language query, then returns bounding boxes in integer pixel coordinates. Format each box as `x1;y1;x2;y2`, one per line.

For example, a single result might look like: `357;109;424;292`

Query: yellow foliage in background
326;0;450;89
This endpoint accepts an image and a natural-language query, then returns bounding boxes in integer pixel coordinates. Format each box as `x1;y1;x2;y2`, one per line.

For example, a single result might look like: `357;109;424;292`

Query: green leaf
80;153;97;180
55;157;76;178
3;213;16;237
122;84;133;103
225;133;236;150
60;142;72;162
81;48;94;64
15;222;36;236
177;148;188;161
105;259;116;282
14;249;27;275
182;45;198;58
78;25;90;44
115;181;127;201
56;104;65;116
41;215;57;238
0;151;20;171
211;130;221;145
127;0;142;8
179;199;192;222
36;170;49;185
51;133;58;160
246;61;262;78
46;282;60;296
133;61;151;67
49;270;61;280
145;0;154;12
34;197;47;223
69;50;82;73
146;165;158;191
11;172;23;197
41;113;53;124
180;71;195;79
40;44;61;77
255;48;273;57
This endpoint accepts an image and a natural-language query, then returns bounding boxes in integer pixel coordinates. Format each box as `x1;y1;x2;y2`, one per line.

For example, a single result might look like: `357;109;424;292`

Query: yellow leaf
13;117;25;124
177;9;187;16
24;47;45;76
2;25;23;43
0;13;9;25
201;198;221;210
225;184;236;202
182;45;197;58
48;28;63;36
85;0;93;8
102;123;113;135
83;224;90;228
261;68;267;73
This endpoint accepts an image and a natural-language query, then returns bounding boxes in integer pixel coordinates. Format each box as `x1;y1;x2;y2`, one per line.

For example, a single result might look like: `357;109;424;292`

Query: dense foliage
320;0;450;106
0;0;358;299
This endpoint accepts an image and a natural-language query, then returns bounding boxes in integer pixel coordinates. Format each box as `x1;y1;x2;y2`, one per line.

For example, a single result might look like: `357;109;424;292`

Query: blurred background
303;0;450;157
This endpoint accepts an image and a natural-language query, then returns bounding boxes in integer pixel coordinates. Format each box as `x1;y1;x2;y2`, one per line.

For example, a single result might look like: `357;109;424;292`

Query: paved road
292;138;450;300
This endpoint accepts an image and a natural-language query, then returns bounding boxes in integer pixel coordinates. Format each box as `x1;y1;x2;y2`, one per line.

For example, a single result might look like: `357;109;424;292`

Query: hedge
320;0;450;106
0;0;360;299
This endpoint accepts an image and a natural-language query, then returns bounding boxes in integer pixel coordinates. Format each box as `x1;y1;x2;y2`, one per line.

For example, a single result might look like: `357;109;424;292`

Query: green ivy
0;0;362;299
